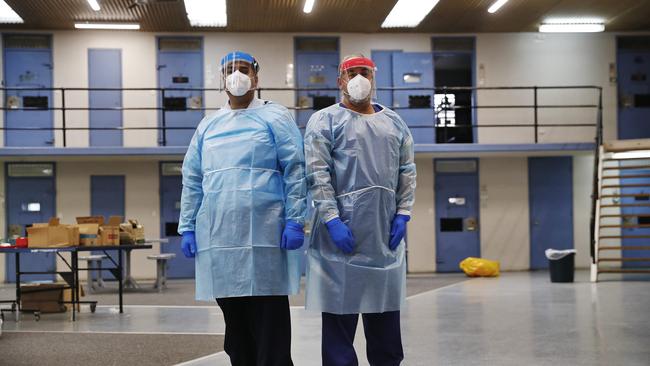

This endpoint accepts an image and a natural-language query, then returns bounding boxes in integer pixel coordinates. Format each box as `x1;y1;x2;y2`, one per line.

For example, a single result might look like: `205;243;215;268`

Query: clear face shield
219;51;259;97
339;57;377;105
340;67;377;105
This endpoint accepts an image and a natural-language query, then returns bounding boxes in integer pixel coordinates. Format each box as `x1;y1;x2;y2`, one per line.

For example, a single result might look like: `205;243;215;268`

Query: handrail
589;88;604;264
0;85;602;147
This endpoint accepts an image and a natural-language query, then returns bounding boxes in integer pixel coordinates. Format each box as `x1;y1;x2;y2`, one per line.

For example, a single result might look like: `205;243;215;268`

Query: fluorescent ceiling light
610;150;650;160
539;18;605;33
86;0;100;11
75;23;140;30
0;0;23;23
303;0;315;14
381;0;439;28
488;0;509;14
184;0;227;27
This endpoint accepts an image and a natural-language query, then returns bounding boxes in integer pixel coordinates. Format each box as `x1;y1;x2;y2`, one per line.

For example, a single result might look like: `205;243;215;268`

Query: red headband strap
339;57;376;72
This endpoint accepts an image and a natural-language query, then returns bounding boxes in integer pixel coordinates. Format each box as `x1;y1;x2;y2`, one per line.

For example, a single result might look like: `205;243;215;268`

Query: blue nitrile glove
181;231;197;258
325;217;355;254
389;214;410;251
281;220;305;250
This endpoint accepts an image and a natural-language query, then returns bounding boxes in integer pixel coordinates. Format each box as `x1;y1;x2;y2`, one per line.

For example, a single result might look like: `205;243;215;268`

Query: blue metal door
617;50;650;139
157;38;204;146
435;159;480;272
392;52;435;144
91;175;125;280
5;163;56;282
160;163;195;278
3;38;54;147
371;50;401;108
89;49;122;146
295;52;339;128
528;157;574;269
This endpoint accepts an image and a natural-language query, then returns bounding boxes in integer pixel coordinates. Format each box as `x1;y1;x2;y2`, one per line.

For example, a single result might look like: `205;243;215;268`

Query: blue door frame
5;162;57;282
616;37;650;140
294;37;340;129
3;34;54;147
159;162;195;278
91;175;125;280
392;52;435;144
431;36;477;144
435;158;480;272
371;50;401;108
156;37;204;147
528;157;574;269
88;49;123;146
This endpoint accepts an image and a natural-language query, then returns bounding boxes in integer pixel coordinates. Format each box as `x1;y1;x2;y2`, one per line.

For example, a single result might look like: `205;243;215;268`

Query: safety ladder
591;139;650;282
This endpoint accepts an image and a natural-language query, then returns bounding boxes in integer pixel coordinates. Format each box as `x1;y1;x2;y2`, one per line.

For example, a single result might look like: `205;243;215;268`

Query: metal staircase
591;139;650;282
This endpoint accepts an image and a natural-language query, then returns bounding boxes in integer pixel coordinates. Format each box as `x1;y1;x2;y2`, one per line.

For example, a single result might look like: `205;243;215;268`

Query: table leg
72;250;78;321
15;252;20;322
123;249;140;289
118;249;123;314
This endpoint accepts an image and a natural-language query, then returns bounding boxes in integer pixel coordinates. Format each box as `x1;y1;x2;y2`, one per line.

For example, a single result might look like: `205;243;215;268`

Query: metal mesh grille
3;34;50;49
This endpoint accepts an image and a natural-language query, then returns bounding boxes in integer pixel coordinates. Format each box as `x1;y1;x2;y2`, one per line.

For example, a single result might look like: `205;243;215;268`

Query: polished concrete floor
2;271;649;366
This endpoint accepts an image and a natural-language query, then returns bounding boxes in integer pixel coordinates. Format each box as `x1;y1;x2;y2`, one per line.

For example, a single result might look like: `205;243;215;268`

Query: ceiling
1;0;649;33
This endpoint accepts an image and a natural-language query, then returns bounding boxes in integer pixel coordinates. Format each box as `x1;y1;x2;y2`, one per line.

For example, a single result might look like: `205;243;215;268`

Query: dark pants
216;296;294;366
322;311;403;366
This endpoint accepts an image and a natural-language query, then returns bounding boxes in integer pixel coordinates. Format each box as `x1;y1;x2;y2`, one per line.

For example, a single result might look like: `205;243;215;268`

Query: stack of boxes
25;216;143;247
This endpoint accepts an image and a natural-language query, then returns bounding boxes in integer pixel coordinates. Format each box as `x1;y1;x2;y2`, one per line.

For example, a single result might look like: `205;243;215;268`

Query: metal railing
0;85;602;147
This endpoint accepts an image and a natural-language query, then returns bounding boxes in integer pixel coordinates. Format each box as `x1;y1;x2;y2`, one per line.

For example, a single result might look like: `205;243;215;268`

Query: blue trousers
322;311;404;366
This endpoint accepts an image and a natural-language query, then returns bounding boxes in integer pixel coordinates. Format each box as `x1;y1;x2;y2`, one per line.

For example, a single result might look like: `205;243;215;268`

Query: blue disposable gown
304;103;416;314
178;99;307;301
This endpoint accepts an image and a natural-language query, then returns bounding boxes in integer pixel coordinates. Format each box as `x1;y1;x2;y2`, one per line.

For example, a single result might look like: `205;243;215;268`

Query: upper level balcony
0;85;602;157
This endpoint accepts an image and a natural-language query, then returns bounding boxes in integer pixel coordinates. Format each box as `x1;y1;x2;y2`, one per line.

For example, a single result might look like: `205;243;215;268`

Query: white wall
0;30;633;147
408;155;436;272
573;154;597;268
476;32;617;144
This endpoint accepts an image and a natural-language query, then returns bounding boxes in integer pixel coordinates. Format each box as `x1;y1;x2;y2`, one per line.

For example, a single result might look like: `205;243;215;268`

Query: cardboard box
76;216;105;225
101;216;123;245
62;284;84;312
20;283;67;313
26;218;79;248
120;219;145;244
76;216;123;246
77;223;100;246
76;217;103;246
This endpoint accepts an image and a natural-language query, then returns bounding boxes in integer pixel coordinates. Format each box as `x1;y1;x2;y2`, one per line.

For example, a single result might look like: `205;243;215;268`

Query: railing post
257;88;262;99
61;88;67;147
533;86;538;143
160;88;167;146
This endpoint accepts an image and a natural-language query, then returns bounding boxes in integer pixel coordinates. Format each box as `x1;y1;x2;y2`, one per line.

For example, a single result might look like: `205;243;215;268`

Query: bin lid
545;249;577;260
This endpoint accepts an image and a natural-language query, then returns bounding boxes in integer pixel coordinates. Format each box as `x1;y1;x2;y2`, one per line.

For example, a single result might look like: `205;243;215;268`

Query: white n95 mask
345;74;372;103
226;70;252;96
